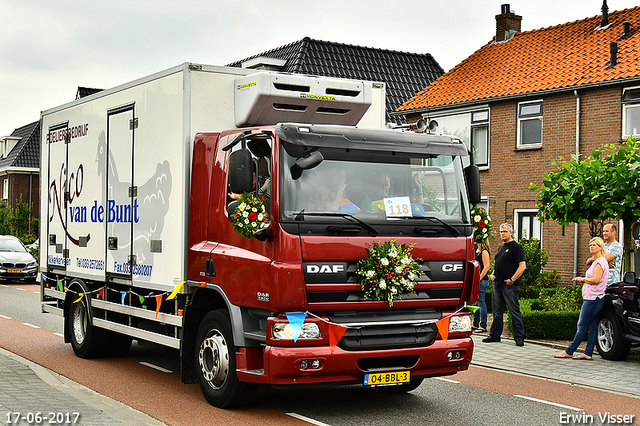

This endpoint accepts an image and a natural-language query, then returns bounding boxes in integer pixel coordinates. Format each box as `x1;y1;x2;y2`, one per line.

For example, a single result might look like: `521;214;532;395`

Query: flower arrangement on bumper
356;239;422;307
230;192;269;239
471;206;492;244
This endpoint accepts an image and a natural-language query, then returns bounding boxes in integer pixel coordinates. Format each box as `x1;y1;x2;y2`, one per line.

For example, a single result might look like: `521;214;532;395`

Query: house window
517;101;543;147
622;87;640;137
471;110;489;167
514;209;541;241
2;179;8;200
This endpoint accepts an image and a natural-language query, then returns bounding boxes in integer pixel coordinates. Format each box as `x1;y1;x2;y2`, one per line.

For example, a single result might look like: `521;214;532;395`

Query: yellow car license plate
8;269;23;273
364;371;410;386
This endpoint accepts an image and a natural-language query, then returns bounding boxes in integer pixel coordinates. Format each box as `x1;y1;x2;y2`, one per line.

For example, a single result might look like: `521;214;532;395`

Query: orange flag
436;317;450;345
155;295;163;319
98;288;105;300
328;323;347;354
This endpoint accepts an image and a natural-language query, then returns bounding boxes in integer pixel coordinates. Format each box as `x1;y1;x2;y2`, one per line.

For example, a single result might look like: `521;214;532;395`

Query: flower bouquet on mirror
230;192;269;239
356;238;422;307
471;206;492;244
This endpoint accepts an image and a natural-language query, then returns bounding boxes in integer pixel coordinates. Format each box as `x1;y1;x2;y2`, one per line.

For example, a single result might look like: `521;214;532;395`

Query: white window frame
517;100;543;148
622;86;640;138
2;179;8;200
471;110;490;168
514;208;542;242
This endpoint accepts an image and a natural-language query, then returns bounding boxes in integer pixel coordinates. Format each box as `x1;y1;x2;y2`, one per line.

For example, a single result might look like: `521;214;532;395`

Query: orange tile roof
397;6;640;113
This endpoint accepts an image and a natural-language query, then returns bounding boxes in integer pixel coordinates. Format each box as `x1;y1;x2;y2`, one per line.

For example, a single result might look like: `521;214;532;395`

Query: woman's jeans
566;297;605;356
473;279;489;329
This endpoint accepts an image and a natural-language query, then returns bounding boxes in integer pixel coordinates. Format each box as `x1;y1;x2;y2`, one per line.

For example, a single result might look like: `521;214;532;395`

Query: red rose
248;212;257;221
478;220;486;227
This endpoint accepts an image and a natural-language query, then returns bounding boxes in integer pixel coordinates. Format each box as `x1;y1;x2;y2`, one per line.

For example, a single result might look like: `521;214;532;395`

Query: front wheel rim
597;319;614;352
198;329;230;389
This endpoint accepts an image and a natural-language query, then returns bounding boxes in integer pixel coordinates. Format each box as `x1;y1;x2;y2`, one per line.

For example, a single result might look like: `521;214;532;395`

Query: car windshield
279;140;471;232
0;239;27;252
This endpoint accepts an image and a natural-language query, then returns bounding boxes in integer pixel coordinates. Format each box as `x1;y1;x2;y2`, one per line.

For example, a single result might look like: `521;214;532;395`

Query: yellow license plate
8;269;23;273
364;371;410;386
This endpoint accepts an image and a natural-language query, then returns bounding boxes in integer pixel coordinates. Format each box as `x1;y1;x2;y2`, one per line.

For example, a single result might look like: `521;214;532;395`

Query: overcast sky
1;0;638;135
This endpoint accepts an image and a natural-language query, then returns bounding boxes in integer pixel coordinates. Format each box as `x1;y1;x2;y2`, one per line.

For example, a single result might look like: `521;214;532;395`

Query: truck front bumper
238;337;473;386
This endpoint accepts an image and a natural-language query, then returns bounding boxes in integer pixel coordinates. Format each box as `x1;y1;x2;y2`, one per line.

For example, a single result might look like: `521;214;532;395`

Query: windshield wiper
294;211;379;236
414;216;461;236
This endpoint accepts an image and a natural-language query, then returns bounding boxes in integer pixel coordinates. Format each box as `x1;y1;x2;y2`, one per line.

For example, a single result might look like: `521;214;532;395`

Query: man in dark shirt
483;223;527;346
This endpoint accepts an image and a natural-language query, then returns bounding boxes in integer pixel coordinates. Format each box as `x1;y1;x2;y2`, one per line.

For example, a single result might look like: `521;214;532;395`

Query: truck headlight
272;323;321;340
449;315;472;331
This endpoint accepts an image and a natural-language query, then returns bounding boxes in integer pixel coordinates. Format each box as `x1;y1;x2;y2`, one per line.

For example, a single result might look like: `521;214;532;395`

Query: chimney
621;21;632;39
495;4;522;42
608;42;618;69
601;0;609;28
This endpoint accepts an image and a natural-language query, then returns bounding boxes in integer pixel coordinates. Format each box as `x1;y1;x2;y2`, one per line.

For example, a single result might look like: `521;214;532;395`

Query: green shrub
539;286;583;311
507;300;580;339
519;238;548;287
536;270;561;288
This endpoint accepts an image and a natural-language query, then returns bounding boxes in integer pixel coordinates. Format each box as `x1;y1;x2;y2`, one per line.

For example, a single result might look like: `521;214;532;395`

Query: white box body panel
40;63;385;292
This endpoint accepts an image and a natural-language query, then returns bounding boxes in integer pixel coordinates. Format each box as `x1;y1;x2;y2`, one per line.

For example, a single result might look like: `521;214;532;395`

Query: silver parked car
0;235;38;283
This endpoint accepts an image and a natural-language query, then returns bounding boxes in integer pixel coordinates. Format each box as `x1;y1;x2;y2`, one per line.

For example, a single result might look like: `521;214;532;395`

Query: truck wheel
596;309;631;360
67;279;108;358
376;377;424;393
195;310;257;408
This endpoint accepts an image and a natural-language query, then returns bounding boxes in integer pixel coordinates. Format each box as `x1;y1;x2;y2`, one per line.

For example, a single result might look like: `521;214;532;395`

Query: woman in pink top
555;237;609;360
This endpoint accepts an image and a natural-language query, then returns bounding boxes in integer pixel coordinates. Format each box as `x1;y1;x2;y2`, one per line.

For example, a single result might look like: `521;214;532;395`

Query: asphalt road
1;283;638;426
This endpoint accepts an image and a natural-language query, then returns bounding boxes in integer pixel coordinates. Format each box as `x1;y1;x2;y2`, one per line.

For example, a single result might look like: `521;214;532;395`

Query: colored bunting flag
467;305;479;313
155;295;163;319
436;317;450;345
166;281;185;301
328;323;347;354
285;312;307;342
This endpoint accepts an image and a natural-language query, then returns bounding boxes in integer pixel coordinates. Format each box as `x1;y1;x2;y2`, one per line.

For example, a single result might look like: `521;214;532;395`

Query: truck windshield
279;139;472;235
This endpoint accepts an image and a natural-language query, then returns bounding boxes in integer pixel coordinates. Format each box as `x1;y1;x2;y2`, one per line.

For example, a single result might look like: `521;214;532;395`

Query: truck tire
596;309;631;360
195;310;257;408
376;377;424;393
67;279;108;358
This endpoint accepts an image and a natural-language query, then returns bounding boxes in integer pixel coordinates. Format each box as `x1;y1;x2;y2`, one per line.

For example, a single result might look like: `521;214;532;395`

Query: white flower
401;257;411;265
251;222;257;228
239;202;246;210
389;249;398;258
487;216;491;222
408;272;416;281
366;270;375;278
244;219;249;224
390;287;397;294
243;211;249;218
258;214;264;221
483;228;487;233
252;207;258;212
395;266;404;274
474;215;481;222
379;280;387;289
380;258;389;266
407;282;414;290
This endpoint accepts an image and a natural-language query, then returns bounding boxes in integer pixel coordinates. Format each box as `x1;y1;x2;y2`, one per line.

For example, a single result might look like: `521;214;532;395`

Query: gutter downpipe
573;90;581;278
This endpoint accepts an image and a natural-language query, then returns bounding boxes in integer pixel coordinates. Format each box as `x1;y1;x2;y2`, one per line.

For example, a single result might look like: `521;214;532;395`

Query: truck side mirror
229;149;254;194
464;165;481;205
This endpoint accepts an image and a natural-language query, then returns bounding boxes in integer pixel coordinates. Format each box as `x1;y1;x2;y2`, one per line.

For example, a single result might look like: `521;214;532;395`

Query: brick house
396;4;640;283
0;121;40;234
227;37;445;125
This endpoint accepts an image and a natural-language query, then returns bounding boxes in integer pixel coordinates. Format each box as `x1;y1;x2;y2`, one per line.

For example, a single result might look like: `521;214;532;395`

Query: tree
529;136;640;268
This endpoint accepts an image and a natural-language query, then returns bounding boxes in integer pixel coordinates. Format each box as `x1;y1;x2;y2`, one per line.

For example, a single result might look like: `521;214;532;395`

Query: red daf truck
40;63;481;408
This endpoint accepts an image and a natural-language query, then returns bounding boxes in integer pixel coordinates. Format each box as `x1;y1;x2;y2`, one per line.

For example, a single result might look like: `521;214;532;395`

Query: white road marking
139;362;173;373
23;323;41;329
287;413;332;426
435;377;461;383
0;314;11;319
514;395;583;411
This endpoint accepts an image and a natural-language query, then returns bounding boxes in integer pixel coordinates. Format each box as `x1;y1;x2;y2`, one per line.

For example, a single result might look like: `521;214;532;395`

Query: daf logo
306;264;345;274
442;263;463;272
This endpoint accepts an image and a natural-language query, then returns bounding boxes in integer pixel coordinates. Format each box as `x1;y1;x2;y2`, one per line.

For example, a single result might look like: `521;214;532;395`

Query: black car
596;271;640;360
